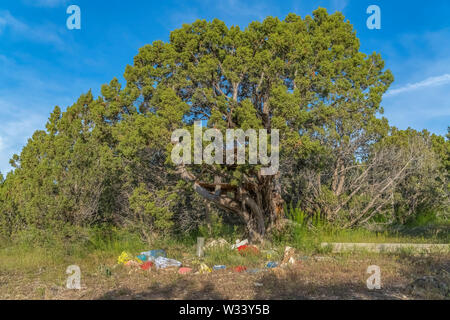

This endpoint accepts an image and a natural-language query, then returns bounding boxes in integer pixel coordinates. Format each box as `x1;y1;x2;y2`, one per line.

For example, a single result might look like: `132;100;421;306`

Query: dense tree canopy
0;9;448;241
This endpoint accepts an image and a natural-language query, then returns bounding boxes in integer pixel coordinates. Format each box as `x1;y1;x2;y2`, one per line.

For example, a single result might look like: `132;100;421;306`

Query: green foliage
129;183;174;233
198;213;231;239
382;128;449;224
203;245;265;269
270;204;328;252
0;225;146;273
406;210;441;227
0;9;448;242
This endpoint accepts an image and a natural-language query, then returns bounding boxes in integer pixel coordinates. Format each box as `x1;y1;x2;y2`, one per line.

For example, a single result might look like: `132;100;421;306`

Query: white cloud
330;0;349;12
376;27;450;135
0;51;104;174
0;10;65;47
218;0;272;21
385;74;450;97
0;10;28;34
22;0;69;8
0;136;5;154
382;84;450;136
0;99;47;174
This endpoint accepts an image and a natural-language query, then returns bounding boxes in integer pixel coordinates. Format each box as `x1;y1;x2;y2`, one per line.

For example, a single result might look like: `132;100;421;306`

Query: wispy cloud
218;0;273;21
0;53;99;174
385;74;450;97
0;136;5;156
22;0;69;8
330;0;349;12
0;99;47;174
0;10;65;48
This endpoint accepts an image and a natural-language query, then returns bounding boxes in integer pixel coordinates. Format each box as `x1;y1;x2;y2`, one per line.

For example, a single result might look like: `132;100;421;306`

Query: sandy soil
1;253;449;300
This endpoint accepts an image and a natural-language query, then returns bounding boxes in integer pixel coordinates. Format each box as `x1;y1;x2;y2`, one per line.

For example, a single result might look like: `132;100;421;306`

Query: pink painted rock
125;260;140;267
178;267;192;274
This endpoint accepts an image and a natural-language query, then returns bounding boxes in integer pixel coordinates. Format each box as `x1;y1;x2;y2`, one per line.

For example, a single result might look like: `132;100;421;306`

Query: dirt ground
1;252;449;300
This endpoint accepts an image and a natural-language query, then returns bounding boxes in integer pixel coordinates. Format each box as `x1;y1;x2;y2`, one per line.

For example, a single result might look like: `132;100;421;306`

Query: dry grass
1;249;448;300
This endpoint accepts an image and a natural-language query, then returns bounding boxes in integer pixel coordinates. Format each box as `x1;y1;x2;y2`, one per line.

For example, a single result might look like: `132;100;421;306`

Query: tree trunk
240;180;284;242
176;165;283;242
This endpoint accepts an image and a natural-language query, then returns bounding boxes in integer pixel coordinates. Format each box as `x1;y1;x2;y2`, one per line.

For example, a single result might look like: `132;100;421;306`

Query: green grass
0;225;146;273
319;228;448;244
201;245;283;268
269;205;449;255
0;219;448;277
0;220;448;300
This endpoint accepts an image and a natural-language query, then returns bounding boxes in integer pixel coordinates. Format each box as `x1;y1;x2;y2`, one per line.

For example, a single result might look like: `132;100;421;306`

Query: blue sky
0;0;449;174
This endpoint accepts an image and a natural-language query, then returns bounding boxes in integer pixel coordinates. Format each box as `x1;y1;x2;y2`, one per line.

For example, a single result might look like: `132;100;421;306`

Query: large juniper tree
10;9;444;241
120;8;393;240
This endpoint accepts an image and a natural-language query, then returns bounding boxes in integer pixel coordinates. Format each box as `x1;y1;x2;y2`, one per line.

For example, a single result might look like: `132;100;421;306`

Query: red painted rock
140;261;154;270
233;266;247;273
238;245;259;255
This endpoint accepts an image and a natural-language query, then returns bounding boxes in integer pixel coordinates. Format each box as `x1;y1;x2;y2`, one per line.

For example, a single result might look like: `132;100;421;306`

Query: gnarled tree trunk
177;165;283;242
